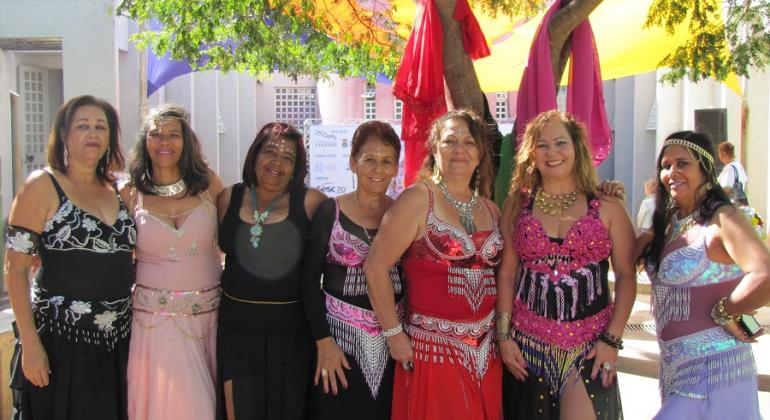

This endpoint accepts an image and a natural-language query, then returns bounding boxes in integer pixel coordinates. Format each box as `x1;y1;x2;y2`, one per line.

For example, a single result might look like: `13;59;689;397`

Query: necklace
353;191;378;244
667;210;699;244
437;181;478;234
151;178;187;197
534;187;578;216
249;188;284;248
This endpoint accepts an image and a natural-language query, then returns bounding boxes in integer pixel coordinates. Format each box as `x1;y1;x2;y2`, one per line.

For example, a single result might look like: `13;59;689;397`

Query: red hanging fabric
393;0;490;186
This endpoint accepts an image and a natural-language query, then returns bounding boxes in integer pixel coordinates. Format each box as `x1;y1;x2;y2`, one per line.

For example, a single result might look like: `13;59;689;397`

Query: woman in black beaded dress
4;95;136;419
302;121;402;420
215;122;326;419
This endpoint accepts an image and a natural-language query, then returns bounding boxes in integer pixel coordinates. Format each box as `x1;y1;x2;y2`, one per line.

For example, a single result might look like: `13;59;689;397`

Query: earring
706;182;713;191
473;167;480;195
104;146;111;166
431;163;441;183
63;146;68;167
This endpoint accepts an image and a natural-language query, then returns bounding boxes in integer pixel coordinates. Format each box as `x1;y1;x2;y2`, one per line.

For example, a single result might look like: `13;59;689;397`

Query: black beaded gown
10;171;136;420
216;183;313;419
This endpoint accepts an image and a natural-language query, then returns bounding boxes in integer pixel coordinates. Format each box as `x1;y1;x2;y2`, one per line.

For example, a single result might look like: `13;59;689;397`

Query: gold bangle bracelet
223;290;301;305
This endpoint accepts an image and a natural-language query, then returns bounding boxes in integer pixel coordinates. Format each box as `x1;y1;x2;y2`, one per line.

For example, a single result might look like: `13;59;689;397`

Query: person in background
636;178;657;234
216;122;326;419
639;131;769;419
716;142;748;205
123;104;224;420
303;121;402;420
5;95;135;419
365;109;502;420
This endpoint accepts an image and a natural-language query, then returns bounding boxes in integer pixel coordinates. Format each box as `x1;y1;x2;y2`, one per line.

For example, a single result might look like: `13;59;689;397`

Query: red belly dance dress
392;185;503;420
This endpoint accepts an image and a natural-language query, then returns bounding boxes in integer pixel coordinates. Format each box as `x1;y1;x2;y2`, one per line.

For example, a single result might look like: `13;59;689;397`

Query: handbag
730;164;749;206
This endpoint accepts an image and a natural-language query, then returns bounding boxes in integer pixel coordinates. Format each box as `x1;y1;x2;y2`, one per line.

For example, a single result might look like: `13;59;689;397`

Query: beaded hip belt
406;310;495;381
133;283;221;316
325;293;403;398
32;287;131;350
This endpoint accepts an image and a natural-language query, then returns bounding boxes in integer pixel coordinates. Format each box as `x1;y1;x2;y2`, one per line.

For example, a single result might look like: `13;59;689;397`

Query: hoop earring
706;182;713;191
63;146;69;167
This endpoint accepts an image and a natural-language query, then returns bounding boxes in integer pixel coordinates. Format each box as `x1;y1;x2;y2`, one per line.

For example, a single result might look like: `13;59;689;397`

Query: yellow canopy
379;0;741;93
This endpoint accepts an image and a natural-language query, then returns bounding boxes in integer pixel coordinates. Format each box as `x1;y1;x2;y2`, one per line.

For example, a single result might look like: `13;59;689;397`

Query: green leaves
646;0;770;84
118;0;402;81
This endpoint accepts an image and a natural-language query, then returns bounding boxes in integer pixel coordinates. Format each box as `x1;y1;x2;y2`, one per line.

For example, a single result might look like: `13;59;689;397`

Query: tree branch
548;0;603;94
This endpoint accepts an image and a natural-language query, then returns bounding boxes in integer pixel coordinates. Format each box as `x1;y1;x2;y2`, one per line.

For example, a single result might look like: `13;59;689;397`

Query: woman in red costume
365;109;502;419
497;111;636;420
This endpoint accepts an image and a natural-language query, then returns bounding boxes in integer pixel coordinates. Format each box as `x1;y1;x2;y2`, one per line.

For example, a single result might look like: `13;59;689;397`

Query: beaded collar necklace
249;188;284;248
437;181;478;234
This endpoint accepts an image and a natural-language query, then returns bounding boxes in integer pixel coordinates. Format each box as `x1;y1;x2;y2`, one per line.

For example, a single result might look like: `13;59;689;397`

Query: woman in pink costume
497;111;636;419
639;131;769;419
122;104;224;420
366;109;502;420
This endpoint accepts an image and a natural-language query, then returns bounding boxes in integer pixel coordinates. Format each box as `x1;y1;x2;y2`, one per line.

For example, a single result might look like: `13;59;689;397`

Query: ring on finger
602;362;611;371
321;368;328;377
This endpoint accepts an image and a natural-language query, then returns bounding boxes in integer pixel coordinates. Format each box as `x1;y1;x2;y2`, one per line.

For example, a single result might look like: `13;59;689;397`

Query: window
363;83;376;120
394;99;403;120
275;87;318;130
495;92;508;120
20;66;48;178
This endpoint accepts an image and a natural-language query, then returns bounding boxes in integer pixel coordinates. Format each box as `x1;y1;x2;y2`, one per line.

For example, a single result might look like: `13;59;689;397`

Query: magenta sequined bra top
326;198;401;296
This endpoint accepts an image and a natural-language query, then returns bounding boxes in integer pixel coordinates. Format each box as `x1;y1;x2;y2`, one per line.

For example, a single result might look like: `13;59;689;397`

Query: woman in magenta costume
303;121;402;419
497;110;636;420
638;131;769;419
122;104;224;420
365;109;502;420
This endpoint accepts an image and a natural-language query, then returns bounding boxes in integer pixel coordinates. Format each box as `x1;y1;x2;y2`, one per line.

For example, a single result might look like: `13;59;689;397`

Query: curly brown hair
418;109;495;198
506;110;598;225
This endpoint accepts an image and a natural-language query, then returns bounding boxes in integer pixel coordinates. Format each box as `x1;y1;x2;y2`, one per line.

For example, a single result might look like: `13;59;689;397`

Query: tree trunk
434;0;484;116
548;0;604;94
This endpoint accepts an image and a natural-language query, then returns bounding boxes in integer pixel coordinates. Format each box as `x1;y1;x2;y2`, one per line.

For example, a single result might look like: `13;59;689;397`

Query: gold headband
663;138;715;167
151;114;188;128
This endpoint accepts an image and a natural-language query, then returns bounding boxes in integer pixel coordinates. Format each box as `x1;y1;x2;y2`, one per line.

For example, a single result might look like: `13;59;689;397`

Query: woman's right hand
499;339;528;381
22;338;50;387
314;337;351;395
386;332;414;370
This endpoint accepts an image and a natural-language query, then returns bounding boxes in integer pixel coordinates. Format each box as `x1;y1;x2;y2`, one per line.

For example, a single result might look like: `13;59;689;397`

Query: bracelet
495;332;512;341
382;323;404;338
597;331;624;350
496;312;512;335
710;297;740;326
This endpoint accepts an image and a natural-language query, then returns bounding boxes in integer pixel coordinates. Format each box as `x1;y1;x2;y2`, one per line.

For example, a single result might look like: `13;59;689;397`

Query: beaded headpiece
150;114;188;128
663;138;715;174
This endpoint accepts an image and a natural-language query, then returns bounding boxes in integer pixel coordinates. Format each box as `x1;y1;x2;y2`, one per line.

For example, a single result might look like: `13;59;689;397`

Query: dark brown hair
47;95;124;182
242;122;307;190
350;121;401;161
129;103;210;196
418;109;494;198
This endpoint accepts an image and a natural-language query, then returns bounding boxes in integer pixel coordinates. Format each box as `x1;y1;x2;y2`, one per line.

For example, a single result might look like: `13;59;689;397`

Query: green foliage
118;0;402;81
646;0;770;84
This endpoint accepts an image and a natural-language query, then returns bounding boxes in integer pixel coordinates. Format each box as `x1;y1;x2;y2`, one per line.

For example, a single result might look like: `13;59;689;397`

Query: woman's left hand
586;341;618;388
598;180;625;202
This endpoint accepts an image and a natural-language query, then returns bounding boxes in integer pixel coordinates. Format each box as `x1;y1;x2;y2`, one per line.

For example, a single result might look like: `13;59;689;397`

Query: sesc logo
318;183;347;195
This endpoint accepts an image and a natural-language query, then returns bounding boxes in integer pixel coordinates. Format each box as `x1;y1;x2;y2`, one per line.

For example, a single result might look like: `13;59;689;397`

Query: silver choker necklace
151;178;187;197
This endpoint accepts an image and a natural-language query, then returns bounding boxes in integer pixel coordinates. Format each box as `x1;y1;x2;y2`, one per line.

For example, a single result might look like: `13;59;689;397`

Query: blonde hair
418;109;494;198
507;110;598;225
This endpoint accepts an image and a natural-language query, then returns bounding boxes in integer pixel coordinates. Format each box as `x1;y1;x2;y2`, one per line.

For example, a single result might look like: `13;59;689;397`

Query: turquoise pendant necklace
250;188;283;248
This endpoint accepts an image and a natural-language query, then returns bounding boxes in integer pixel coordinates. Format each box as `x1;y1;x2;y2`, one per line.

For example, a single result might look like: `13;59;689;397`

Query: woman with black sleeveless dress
4;95;135;419
215;122;326;419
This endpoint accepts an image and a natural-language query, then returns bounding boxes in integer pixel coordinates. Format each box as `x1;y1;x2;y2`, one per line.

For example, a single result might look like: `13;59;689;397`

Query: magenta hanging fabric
514;0;612;166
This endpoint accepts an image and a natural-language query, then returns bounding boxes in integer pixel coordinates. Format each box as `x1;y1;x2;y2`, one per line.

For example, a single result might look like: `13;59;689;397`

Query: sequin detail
325;292;403;398
659;327;756;400
406;310;495;381
656;227;743;287
512;299;612;349
652;285;690;333
132;283;221;317
447;267;496;311
341;266;401;297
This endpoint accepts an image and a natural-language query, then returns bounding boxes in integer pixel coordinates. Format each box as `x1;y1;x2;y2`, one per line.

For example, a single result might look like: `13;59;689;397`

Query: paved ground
617;291;770;419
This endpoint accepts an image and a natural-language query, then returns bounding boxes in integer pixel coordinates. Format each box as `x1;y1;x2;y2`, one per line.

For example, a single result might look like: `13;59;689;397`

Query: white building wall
744;69;770;223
